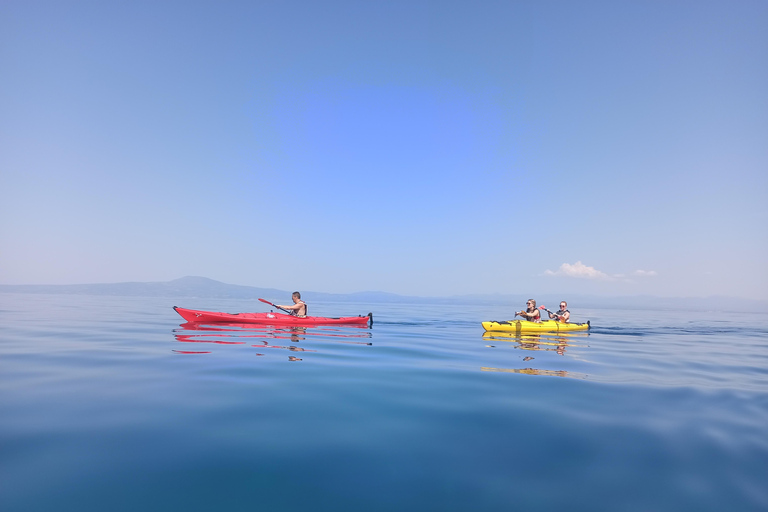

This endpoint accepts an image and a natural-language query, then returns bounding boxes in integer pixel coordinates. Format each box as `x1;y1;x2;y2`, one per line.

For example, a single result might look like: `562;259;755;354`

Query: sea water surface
1;293;767;511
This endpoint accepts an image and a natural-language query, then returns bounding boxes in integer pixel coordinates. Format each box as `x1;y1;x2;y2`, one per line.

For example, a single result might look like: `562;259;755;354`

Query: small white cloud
545;262;658;281
544;261;611;280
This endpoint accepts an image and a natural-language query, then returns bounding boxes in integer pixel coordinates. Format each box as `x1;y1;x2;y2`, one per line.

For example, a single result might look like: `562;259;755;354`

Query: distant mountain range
0;276;415;302
0;276;765;312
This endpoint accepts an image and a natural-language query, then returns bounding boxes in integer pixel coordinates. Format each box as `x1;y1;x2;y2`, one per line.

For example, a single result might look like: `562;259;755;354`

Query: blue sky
1;0;766;299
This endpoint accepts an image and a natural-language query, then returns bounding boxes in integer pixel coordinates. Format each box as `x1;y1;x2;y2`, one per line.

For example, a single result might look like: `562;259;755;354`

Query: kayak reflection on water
173;322;372;361
481;367;587;379
482;331;589;356
480;331;590;379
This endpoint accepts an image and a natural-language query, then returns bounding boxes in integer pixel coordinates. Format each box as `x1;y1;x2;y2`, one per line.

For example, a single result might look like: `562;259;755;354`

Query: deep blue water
1;293;767;511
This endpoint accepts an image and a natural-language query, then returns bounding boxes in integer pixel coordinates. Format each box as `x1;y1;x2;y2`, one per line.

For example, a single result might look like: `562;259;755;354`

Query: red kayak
174;306;373;327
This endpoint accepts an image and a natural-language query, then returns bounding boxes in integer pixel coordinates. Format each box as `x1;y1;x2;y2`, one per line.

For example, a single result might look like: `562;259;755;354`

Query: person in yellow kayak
278;292;307;318
517;299;541;323
544;301;570;323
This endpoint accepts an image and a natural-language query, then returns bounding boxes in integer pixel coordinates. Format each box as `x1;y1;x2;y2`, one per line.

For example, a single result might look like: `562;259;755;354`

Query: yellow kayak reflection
482;331;588;355
481;367;587;379
481;331;590;378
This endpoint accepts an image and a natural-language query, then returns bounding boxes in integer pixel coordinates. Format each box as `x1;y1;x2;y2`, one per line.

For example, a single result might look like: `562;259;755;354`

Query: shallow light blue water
1;293;767;511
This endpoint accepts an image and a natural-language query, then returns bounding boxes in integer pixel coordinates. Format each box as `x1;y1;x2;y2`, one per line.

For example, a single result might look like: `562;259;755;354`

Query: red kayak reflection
173;322;372;359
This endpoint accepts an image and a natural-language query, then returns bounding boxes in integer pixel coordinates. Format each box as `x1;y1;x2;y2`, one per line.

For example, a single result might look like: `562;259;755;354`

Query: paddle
258;298;292;315
540;305;566;321
538;305;555;316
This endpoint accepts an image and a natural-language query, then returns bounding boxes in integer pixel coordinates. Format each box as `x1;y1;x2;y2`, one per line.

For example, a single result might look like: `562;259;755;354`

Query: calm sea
1;293;767;512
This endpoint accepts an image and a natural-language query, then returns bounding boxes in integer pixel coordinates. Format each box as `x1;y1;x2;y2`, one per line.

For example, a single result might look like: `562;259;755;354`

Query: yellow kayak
481;319;590;334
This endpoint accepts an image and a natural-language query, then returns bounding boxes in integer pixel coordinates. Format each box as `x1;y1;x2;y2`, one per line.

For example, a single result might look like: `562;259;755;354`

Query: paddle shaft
258;298;292;314
540;305;567;320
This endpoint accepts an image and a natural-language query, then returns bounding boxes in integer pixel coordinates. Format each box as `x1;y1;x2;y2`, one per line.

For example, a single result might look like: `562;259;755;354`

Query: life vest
526;308;541;323
292;300;307;318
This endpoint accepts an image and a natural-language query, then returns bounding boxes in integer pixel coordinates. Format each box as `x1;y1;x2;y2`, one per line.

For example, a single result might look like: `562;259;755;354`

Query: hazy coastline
1;276;765;313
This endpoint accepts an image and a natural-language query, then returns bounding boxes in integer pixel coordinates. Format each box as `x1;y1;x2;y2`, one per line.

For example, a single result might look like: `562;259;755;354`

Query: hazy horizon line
0;276;766;309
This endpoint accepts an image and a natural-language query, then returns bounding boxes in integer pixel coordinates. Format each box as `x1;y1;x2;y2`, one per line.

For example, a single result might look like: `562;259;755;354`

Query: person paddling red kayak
277;292;307;318
176;291;373;327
